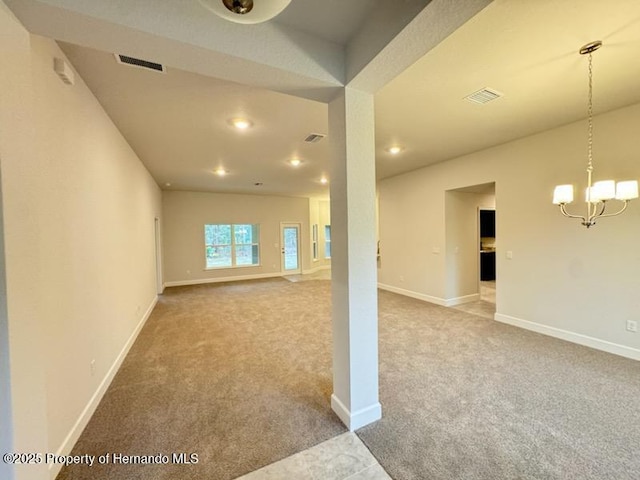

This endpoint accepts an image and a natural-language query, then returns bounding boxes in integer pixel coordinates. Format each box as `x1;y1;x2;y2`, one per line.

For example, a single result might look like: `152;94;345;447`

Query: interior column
328;87;381;430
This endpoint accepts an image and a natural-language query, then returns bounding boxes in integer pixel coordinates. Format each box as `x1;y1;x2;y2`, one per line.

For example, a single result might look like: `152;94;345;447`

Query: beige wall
379;102;640;357
307;198;332;271
319;199;332;268
444;191;495;301
162;191;311;285
0;7;162;478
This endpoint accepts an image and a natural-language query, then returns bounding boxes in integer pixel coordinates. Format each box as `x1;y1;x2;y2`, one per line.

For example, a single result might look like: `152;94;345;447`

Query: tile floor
234;433;391;480
283;268;332;282
451;280;496;319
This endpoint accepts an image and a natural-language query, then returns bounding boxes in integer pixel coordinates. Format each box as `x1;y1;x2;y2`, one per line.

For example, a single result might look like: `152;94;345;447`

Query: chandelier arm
559;204;586;223
589;201;606;223
593;200;629;219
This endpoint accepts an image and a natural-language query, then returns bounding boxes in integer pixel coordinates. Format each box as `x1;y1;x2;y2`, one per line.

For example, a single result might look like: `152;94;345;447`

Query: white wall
162;191;311;285
379;102;640;358
0;6;162;478
0;5;49;479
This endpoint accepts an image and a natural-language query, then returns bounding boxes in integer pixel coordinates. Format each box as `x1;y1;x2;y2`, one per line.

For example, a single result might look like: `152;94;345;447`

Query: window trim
204;223;260;270
312;224;318;261
324;224;331;259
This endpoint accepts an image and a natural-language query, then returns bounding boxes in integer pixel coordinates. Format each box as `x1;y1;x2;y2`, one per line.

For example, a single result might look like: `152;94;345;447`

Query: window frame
204;223;260;270
312;224;318;261
324;225;331;259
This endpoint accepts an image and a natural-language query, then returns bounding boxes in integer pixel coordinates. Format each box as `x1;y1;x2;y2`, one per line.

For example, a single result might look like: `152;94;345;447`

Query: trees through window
204;224;260;269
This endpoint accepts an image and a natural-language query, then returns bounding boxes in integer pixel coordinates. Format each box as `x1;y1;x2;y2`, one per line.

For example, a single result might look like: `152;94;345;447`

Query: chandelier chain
587;52;594;174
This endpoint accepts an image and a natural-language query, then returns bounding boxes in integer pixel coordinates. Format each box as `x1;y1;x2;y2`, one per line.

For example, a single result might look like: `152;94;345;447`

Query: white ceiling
375;0;640;179
273;0;379;46
9;0;640;198
60;43;332;198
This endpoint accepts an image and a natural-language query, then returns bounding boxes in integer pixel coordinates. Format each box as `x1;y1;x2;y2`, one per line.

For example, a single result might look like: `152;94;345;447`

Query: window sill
204;264;261;271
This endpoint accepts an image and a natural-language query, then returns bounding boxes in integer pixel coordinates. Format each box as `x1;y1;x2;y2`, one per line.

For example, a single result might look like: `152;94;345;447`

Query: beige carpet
56;278;346;480
358;290;640;480
57;278;640;480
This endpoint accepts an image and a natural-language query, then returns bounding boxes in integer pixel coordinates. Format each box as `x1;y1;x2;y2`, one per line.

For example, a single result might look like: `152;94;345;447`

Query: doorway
445;182;496;319
281;223;301;274
478;208;496;304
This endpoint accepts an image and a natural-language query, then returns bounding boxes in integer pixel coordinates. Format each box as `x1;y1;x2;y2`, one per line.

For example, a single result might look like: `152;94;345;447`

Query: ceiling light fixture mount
223;0;253;15
199;0;291;24
552;40;638;228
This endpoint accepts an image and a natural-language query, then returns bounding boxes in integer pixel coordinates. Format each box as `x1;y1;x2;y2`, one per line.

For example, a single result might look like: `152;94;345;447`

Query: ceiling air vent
465;88;502;104
114;54;166;73
304;133;326;143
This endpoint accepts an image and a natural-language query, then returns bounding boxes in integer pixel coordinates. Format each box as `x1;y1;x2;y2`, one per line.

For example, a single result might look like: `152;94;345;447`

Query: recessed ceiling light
290;158;302;167
231;118;252;130
164;182;171;187
320;176;328;184
215;167;227;176
387;146;403;155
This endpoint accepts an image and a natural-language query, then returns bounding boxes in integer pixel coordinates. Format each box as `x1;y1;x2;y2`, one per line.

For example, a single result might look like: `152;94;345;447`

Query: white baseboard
494;313;640;361
164;272;282;287
302;265;331;275
49;295;158;479
331;394;382;431
378;283;447;306
378;283;480;307
444;293;480;307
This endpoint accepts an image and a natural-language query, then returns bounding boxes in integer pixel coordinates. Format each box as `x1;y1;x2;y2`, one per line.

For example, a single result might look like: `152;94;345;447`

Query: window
324;225;331;259
204;224;259;269
312;224;318;261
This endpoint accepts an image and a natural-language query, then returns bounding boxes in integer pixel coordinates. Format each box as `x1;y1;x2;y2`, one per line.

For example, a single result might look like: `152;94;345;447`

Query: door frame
154;217;163;294
280;222;302;274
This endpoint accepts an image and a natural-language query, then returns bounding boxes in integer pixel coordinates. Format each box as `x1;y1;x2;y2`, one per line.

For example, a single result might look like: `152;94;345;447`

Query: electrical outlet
90;359;96;376
626;320;637;332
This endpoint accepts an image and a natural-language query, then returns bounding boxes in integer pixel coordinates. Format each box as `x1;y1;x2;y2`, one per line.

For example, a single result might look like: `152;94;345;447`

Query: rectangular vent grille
304;133;326;143
465;88;502;104
115;54;166;73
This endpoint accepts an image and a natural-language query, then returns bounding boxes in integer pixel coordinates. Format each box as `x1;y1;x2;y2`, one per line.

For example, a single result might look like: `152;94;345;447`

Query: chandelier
552;41;638;228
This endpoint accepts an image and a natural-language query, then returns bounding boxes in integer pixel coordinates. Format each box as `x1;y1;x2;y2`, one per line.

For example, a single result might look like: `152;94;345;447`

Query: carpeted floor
358;290;640;480
57;277;640;480
56;278;346;480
